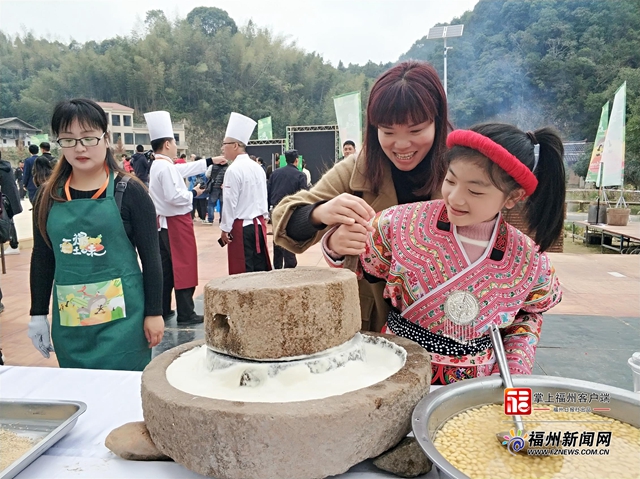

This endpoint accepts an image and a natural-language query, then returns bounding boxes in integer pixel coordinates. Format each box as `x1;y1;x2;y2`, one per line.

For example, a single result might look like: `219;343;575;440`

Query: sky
0;0;479;66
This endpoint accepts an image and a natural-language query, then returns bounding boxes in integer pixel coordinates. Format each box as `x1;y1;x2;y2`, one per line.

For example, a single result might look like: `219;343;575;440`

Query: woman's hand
310;193;376;229
144;315;165;348
327;223;370;256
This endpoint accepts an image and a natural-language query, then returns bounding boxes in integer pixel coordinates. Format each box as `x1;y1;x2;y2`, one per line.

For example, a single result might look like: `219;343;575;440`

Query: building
97;102;188;155
0;118;42;148
564;140;589;188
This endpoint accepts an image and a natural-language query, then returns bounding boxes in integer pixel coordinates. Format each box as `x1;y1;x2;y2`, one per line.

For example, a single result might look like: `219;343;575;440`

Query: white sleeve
220;169;240;233
159;167;193;208
175;159;208;178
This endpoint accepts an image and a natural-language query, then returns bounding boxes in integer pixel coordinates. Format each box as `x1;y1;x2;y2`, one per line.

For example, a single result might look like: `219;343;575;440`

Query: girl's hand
327;223;370;256
310;193;376;230
144;315;165;347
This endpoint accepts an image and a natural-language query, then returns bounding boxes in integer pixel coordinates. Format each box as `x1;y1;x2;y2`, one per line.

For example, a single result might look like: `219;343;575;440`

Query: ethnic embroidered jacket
324;200;562;385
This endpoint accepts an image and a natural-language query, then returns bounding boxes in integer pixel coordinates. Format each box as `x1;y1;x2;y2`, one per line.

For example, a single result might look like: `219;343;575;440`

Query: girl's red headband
446;130;538;196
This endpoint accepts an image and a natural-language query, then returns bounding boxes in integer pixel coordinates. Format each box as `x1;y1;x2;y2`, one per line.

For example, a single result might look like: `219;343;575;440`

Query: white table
1;366;442;479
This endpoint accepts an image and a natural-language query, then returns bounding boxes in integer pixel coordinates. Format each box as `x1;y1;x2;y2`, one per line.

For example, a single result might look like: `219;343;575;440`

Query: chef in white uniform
145;111;211;324
218;113;271;274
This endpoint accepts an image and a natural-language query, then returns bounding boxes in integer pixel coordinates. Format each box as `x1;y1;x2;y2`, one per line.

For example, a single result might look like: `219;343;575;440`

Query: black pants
242;224;270;272
159;229;197;322
273;243;297;269
193;198;207;220
17;181;25;199
208;188;223;221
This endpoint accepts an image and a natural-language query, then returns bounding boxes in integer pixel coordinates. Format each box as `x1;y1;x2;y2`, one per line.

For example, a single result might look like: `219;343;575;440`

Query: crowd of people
1;60;566;387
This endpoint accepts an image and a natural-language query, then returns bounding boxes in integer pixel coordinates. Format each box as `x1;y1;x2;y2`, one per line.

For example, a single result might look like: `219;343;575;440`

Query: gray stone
105;421;171;461
373;437;433;477
141;335;432;479
204;267;361;359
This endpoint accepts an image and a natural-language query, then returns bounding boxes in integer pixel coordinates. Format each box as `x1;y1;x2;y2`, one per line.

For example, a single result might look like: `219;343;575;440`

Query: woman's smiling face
377;121;435;171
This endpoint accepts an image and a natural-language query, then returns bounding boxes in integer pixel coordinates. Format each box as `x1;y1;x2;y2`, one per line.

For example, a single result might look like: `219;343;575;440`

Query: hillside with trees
1;0;638;184
401;0;640;186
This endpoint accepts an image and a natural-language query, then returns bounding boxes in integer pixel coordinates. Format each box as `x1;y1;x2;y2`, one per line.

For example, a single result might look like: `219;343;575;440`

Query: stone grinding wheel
141;335;432;479
204;267;362;360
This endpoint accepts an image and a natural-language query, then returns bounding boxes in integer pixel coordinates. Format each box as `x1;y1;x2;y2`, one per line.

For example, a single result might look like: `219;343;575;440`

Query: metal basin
412;375;640;479
0;399;87;479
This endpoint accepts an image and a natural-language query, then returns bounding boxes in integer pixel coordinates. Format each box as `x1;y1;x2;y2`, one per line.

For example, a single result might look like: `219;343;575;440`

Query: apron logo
57;278;126;326
60;232;106;256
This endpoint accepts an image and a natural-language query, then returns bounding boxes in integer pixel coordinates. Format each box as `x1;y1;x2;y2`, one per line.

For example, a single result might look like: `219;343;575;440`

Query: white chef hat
225;112;257;145
144;111;174;141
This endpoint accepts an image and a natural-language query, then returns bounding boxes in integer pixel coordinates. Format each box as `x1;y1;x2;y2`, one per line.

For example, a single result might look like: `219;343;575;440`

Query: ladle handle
489;323;525;433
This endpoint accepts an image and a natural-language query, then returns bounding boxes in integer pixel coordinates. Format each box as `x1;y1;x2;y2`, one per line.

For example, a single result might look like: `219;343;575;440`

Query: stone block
373;437;433;477
105;421;171;461
142;335;432;479
204;267;361;359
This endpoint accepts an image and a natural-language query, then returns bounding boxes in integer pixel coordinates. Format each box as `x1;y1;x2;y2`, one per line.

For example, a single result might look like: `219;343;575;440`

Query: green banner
586;102;609;184
30;133;50;145
600;82;626;187
333;91;362;155
257;116;273;140
277;154;303;170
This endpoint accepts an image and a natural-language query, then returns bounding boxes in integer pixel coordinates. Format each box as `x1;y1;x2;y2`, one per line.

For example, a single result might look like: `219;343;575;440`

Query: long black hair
37;98;128;245
447;123;565;252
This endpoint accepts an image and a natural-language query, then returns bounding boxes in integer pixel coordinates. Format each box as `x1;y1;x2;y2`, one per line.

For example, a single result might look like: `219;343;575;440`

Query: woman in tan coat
272;60;450;332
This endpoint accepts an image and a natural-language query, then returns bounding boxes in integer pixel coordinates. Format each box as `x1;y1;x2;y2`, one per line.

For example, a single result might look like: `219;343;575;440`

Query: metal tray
0;399;87;479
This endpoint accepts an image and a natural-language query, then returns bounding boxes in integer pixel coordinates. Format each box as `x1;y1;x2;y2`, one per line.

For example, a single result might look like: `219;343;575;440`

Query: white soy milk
166;336;405;403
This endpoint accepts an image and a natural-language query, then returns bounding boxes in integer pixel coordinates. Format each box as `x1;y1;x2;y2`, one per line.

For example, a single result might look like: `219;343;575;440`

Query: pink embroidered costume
324;200;562;385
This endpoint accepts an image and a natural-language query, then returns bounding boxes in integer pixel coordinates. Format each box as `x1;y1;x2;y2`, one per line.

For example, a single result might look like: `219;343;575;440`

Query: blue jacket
22;155;38;195
189;173;208;199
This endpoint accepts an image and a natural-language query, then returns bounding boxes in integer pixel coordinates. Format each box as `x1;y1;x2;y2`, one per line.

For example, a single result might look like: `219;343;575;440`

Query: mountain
399;0;639;143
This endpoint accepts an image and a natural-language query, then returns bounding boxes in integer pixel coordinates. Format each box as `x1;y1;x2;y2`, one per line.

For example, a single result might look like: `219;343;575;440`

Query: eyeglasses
222;141;237;146
56;132;106;148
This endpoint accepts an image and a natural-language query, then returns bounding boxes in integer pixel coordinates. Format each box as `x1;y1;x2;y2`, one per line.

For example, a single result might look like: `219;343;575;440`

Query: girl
27;98;164;371
272;60;450;332
324;123;564;384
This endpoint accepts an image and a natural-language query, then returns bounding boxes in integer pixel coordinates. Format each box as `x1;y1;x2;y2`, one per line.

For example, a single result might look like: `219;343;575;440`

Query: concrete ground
2;199;639;391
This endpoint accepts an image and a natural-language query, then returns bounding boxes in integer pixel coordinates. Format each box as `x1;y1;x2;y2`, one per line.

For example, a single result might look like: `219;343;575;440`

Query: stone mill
140;267;432;479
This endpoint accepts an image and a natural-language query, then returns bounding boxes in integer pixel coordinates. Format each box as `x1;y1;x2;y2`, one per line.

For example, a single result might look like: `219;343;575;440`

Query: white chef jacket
220;154;269;233
149;154;208;229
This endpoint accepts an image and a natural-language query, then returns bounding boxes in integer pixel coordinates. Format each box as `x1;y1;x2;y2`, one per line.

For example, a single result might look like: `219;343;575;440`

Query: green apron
48;171;150;370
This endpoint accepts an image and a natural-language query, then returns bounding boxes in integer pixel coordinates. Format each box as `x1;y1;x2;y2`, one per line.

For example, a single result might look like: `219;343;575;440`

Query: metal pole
443;37;448;97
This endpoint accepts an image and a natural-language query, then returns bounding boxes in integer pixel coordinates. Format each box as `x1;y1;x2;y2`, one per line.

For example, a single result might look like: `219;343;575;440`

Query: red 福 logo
504;388;532;415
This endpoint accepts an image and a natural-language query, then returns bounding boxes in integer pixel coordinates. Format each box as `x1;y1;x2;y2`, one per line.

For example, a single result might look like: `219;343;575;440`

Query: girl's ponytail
523;127;565;252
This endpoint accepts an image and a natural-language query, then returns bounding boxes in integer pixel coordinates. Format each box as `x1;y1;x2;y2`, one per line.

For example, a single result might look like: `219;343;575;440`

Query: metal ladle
489;323;556;455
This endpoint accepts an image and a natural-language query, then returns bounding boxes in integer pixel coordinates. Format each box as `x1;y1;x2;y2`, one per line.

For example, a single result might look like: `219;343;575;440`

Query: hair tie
526;131;538;145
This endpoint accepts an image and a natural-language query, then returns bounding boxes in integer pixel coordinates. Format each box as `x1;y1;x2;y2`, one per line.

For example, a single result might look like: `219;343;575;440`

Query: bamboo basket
606;208;631;226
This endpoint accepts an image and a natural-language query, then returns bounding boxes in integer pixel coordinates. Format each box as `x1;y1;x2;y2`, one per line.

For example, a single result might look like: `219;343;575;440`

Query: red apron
166;213;199;289
228;216;272;275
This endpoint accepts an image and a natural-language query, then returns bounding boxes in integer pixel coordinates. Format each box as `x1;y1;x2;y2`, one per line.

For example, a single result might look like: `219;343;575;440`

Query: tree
186;7;237;36
144;10;170;34
573;150;591;179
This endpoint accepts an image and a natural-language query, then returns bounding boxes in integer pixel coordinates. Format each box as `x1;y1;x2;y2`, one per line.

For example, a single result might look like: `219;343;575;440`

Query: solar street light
426;24;464;97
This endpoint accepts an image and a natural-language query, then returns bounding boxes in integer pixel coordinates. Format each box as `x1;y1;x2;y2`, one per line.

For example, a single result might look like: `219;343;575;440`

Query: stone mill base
141;335;432;479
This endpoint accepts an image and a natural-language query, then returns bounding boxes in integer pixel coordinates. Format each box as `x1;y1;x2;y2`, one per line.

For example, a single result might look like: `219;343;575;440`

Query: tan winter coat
272;153;401;333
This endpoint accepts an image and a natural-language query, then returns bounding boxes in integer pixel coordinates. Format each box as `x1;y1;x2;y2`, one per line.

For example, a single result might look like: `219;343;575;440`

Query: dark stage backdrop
291;131;336;184
246;144;283;170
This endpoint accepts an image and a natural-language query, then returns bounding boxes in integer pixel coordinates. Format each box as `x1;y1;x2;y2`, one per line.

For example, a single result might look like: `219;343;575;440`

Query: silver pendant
444;290;479;326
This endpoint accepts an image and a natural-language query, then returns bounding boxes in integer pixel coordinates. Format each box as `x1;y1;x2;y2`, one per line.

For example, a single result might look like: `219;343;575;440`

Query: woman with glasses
27;98;164;371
